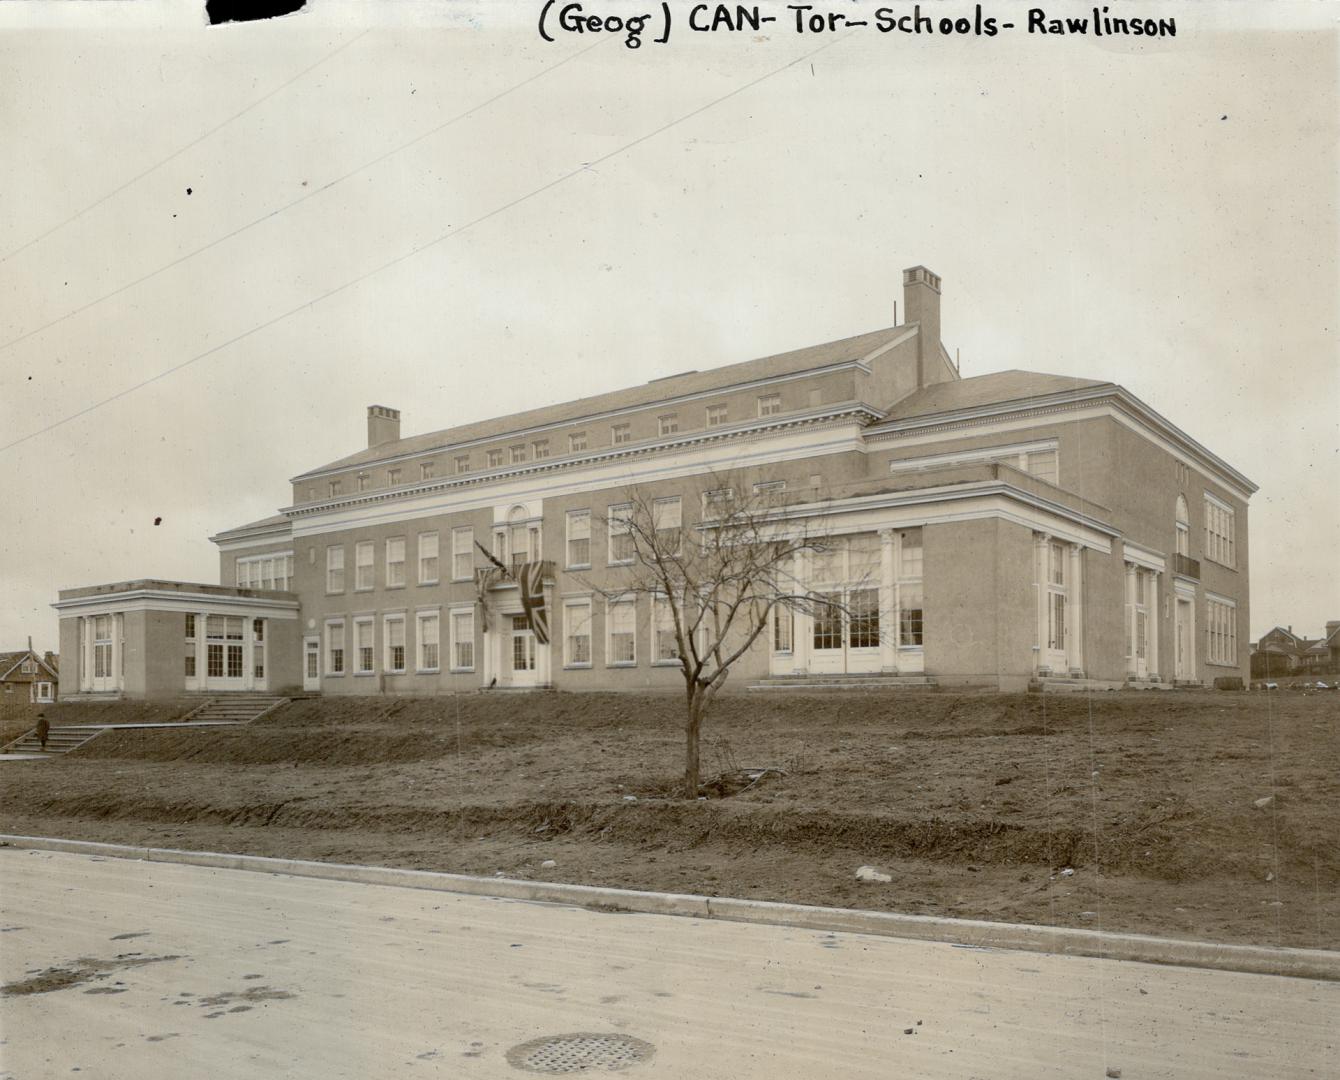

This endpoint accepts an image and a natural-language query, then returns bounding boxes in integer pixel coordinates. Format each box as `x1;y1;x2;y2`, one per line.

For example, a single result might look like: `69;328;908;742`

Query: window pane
899;583;924;647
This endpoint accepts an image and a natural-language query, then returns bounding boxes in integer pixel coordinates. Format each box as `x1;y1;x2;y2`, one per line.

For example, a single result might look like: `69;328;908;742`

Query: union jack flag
517;560;555;645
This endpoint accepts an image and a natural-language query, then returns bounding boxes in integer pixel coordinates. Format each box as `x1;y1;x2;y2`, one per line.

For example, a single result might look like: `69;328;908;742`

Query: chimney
367;405;401;448
902;265;943;388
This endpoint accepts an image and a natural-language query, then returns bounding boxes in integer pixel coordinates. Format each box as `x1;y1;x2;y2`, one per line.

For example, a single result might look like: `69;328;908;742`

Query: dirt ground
2;690;1336;950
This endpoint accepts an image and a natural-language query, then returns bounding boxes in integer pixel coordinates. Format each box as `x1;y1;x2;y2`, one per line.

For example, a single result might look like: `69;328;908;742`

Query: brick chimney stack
902;265;942;388
367;405;401;448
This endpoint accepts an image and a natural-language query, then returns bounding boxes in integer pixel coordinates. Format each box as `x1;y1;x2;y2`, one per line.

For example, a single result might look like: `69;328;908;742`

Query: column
80;617;92;692
1033;533;1048;674
1067;544;1084;676
792;549;811;674
879;529;897;673
1148;572;1161;681
1124;563;1138;678
111;613;123;691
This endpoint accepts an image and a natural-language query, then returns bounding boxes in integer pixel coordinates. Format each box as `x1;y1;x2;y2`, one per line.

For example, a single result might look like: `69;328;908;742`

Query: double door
809;586;881;675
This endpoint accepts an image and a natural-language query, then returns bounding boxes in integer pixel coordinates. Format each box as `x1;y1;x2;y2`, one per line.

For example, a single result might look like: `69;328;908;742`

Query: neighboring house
0;645;59;705
1250;622;1339;678
55;266;1255;697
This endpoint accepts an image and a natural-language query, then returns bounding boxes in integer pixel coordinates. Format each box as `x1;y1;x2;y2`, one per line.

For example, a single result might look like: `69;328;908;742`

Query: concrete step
748;675;937;691
2;728;106;755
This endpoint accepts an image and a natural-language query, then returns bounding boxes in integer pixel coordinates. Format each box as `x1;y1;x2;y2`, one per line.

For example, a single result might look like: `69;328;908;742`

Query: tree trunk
684;690;705;798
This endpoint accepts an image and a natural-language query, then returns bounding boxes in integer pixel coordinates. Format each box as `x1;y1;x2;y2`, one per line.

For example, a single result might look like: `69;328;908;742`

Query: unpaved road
1;849;1335;1079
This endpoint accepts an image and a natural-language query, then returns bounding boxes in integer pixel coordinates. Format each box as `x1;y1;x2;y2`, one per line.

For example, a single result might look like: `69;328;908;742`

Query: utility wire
0;36;607;357
2;33;852;457
1;30;371;265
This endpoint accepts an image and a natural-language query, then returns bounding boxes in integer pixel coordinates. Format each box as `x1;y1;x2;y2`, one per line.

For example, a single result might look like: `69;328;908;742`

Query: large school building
55;267;1254;697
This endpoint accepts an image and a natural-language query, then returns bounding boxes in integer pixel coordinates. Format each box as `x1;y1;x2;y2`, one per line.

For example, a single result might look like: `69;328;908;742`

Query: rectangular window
510;444;526;464
532;439;550;460
386;537;406;587
706;403;728;427
387;467;401;486
757;393;781;417
569;431;588;453
417;612;440;671
509;519;532;572
608;504;634;564
418;531;439;584
658;414;679;436
607;597;636;665
848;587;880;649
454;455;470;474
653;496;682;554
184;641;196;678
329;479;342;497
385;616;406;674
898;584;924;646
565;600;592;667
566;509;591;568
326;546;345;593
611;423;632;445
702;488;734;519
754;480;786;499
35;682;53;702
421;461;435;481
355;619;375;674
1046;542;1068;654
773;604;793;653
451;609;475;671
452;527;474;581
1207;597;1238;666
653;594;680;664
326;620;345;675
355;541;375;591
185;613;196;638
254;618;265;680
358;473;369;492
1204;496;1236;569
486;448;503;469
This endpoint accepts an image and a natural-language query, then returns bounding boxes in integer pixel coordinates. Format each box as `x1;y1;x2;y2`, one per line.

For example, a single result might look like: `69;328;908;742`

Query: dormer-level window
421;461;435;481
1175;494;1190;557
659;414;679;436
455;455;470;474
757;394;781;417
487;448;503;469
357;473;369;492
511;445;527;465
387;468;401;487
612;423;632;445
569;431;588;453
328;479;342;497
533;439;550;460
706;404;728;427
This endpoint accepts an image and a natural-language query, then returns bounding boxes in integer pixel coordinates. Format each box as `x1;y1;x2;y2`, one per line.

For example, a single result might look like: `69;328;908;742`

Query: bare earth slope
2;691;1336;949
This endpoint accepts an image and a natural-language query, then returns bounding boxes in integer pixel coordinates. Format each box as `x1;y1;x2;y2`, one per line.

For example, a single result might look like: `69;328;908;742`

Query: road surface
1;848;1334;1078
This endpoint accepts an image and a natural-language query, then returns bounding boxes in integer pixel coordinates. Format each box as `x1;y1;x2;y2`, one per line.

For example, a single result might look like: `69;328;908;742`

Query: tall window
569;431;588;453
326;546;345;593
454;455;470;474
93;615;112;679
417;612;440;671
486;448;503;468
508;507;536;571
659;414;679;436
1126;567;1151;665
1046;541;1068;654
772;604;793;653
565;600;592;666
452;527;474;581
511;445;527;464
653;594;680;663
184;614;196;677
706;403;728;427
653;496;682;554
384;616;406;674
608;597;636;665
355;619;374;674
533;439;550;460
418;531;439;584
608;504;634;564
897;528;924;647
567;509;591;568
253;619;265;680
1207;596;1238;666
1175;495;1190;557
386;537;406;587
757;393;781;417
611;422;632;445
326;620;345;675
1204;495;1236;568
451;608;475;671
355;541;375;591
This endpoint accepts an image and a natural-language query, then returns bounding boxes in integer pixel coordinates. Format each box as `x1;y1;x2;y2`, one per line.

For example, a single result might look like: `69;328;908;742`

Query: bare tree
590;473;848;798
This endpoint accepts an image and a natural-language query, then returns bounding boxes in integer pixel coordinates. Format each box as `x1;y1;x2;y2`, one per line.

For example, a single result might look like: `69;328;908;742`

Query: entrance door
303;636;321;691
809;587;881;675
509;616;537;687
91;614;115;692
1175;598;1193;680
204;615;247;690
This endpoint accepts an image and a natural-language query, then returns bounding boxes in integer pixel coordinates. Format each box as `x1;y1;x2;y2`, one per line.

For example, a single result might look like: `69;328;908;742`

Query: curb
3;834;1336;982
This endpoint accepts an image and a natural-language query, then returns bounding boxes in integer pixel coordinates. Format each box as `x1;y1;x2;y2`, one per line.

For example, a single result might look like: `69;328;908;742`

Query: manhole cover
505;1032;655;1073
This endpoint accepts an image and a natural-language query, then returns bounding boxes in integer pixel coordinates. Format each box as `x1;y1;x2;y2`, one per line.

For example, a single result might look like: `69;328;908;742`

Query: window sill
652;660;683;668
326;672;345;678
416;668;441;675
385;670;407;677
418;581;440;588
451;577;473;584
566;564;592;572
563;663;592;670
449;667;476;675
606;661;637;668
607;560;634;568
354;587;374;594
385;584;407;591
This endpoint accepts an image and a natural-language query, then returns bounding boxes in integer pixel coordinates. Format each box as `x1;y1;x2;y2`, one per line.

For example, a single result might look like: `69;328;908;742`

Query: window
757;393;781;417
569;431;588;453
1126;566;1152;667
355;619;375;674
355;541;375;591
486;448;503;469
533;439;550;460
754;480;786;503
417;612;440;671
93;615;112;679
1207;596;1238;666
384;616;406;674
34;682;53;702
184;612;196;677
386;537;406;587
607;597;636;665
1204;495;1236;568
706;403;728;427
653;496;682;554
253;619;266;680
897;529;924;647
358;473;369;492
454;455;470;474
451;609;475;671
608;503;634;564
452;527;474;581
237;553;295;591
326;546;345;593
326;620;345;675
1175;494;1190;557
511;444;527;464
1046;541;1068;655
566;509;591;568
702;488;734;519
772;604;793;653
307;487;315;501
659;413;679;436
421;461;435;481
18;658;33;674
508;506;536;572
418;531;439;584
329;479;342;497
388;467;401;486
564;600;592;667
653;594;681;664
611;422;632;445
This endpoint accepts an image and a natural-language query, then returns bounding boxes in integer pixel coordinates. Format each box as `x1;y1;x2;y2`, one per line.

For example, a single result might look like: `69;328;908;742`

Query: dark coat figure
35;714;49;751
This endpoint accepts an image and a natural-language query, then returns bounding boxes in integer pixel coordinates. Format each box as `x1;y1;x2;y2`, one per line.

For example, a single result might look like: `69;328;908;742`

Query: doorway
1174;598;1194;680
303;636;321;692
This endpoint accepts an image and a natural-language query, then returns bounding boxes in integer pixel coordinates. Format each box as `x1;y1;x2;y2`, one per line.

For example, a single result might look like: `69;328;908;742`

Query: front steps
1;727;104;757
748;674;937;691
183;695;287;724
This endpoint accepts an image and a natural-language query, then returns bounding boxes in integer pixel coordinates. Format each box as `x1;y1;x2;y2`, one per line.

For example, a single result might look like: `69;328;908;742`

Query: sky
0;0;1336;652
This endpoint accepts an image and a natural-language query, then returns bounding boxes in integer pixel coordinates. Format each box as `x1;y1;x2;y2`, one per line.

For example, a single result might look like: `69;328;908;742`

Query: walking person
34;713;49;752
